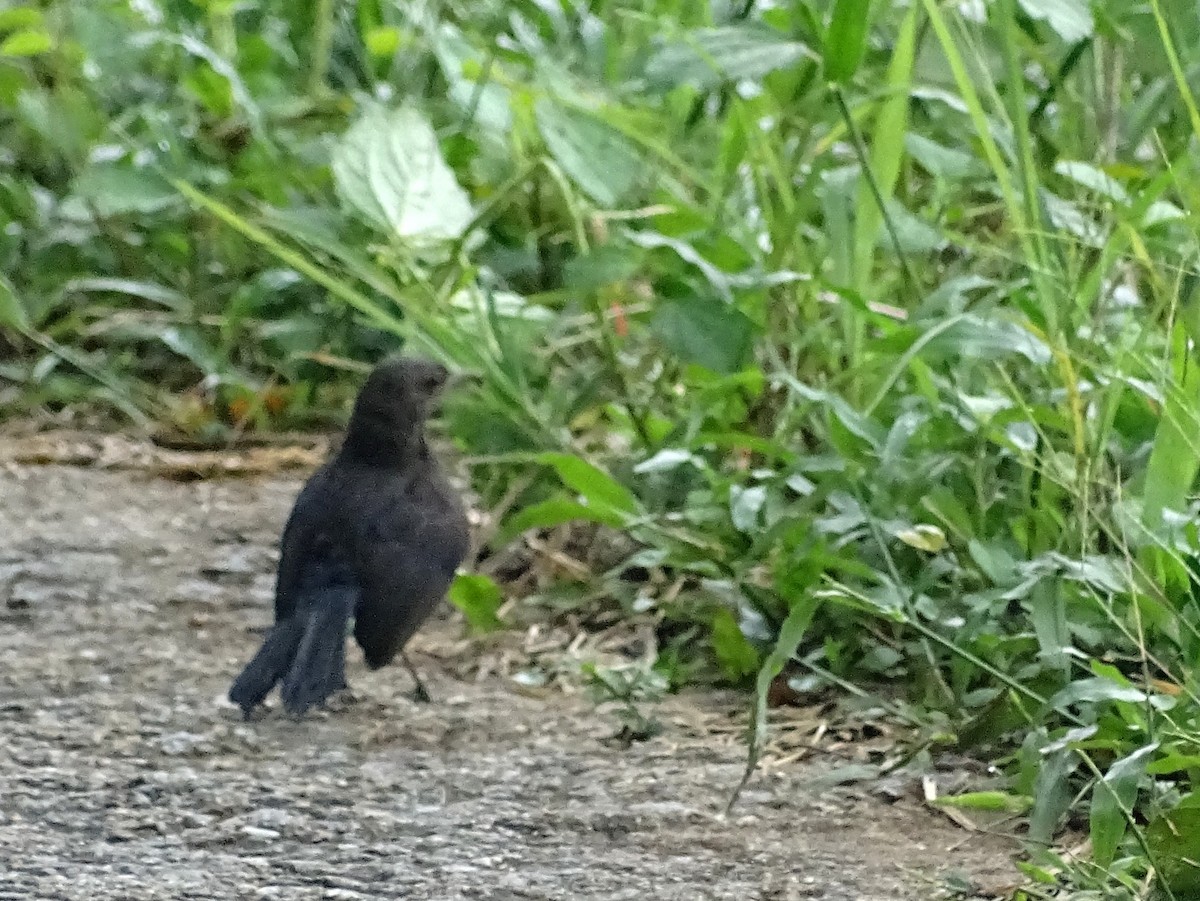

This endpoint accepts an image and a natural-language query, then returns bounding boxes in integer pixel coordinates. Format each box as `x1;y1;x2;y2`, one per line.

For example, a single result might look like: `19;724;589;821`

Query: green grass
4;1;1200;895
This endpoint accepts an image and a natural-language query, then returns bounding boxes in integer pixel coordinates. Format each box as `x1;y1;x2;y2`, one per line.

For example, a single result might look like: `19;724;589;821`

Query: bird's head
343;356;452;460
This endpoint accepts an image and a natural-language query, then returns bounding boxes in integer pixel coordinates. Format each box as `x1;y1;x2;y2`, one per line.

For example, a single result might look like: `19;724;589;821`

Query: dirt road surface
0;448;1016;899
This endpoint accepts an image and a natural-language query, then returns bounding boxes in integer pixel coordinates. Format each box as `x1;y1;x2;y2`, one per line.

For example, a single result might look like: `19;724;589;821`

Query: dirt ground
0;441;1019;900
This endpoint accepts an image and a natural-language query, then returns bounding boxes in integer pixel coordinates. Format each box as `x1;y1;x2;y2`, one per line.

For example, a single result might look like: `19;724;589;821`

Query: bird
228;356;471;717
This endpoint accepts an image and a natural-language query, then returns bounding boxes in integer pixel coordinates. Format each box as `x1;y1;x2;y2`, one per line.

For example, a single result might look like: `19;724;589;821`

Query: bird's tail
228;589;352;717
280;589;352;716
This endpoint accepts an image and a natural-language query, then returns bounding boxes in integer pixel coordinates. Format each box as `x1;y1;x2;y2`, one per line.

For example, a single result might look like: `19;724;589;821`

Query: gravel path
0;455;1015;899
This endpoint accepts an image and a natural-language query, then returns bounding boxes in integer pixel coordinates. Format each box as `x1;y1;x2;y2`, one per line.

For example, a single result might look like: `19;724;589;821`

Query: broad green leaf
878;200;946;254
332;105;473;242
1029;581;1070;675
1028;747;1078;845
785;473;815;496
1143;198;1187;227
72;165;178;216
364;26;401;58
820;165;856;285
922;488;975;543
894;524;947;553
1056;554;1127;593
824;0;873;84
1054;160;1130;204
15;86;94;164
634;449;702;474
0;27;51;56
1147;754;1200;776
1050;677;1148;709
535;453;641;525
968;540;1021;585
904;133;984;180
172;33;261;127
773;372;886;450
0;8;42;31
624;230;737;301
911;314;1052;365
503;495;605;537
1016;0;1094;43
448;573;505;632
1091;743;1157;869
563;245;642;292
645;25;810;91
1042;725;1099;754
730;484;767;533
1042;191;1105;248
183;65;233;117
535;98;642;207
650;296;755;374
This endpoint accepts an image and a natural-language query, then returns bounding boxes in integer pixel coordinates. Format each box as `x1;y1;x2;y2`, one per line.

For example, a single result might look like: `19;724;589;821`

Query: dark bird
229;356;470;717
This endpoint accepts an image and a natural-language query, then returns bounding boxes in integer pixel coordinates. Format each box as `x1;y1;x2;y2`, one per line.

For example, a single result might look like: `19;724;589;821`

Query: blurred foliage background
6;0;1200;895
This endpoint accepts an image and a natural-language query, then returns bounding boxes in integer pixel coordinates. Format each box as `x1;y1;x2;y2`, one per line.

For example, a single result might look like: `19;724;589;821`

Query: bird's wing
350;490;469;668
273;467;342;622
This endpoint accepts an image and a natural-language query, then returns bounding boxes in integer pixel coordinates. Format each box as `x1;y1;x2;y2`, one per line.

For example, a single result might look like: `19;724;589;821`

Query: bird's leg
330;617;349;692
400;650;432;703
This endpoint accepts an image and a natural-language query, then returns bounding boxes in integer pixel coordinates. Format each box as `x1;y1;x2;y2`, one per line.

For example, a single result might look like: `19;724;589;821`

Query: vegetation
5;0;1200;895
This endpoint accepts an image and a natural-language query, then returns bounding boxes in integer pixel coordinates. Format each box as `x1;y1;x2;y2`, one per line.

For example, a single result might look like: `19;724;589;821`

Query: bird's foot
400;650;432;704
